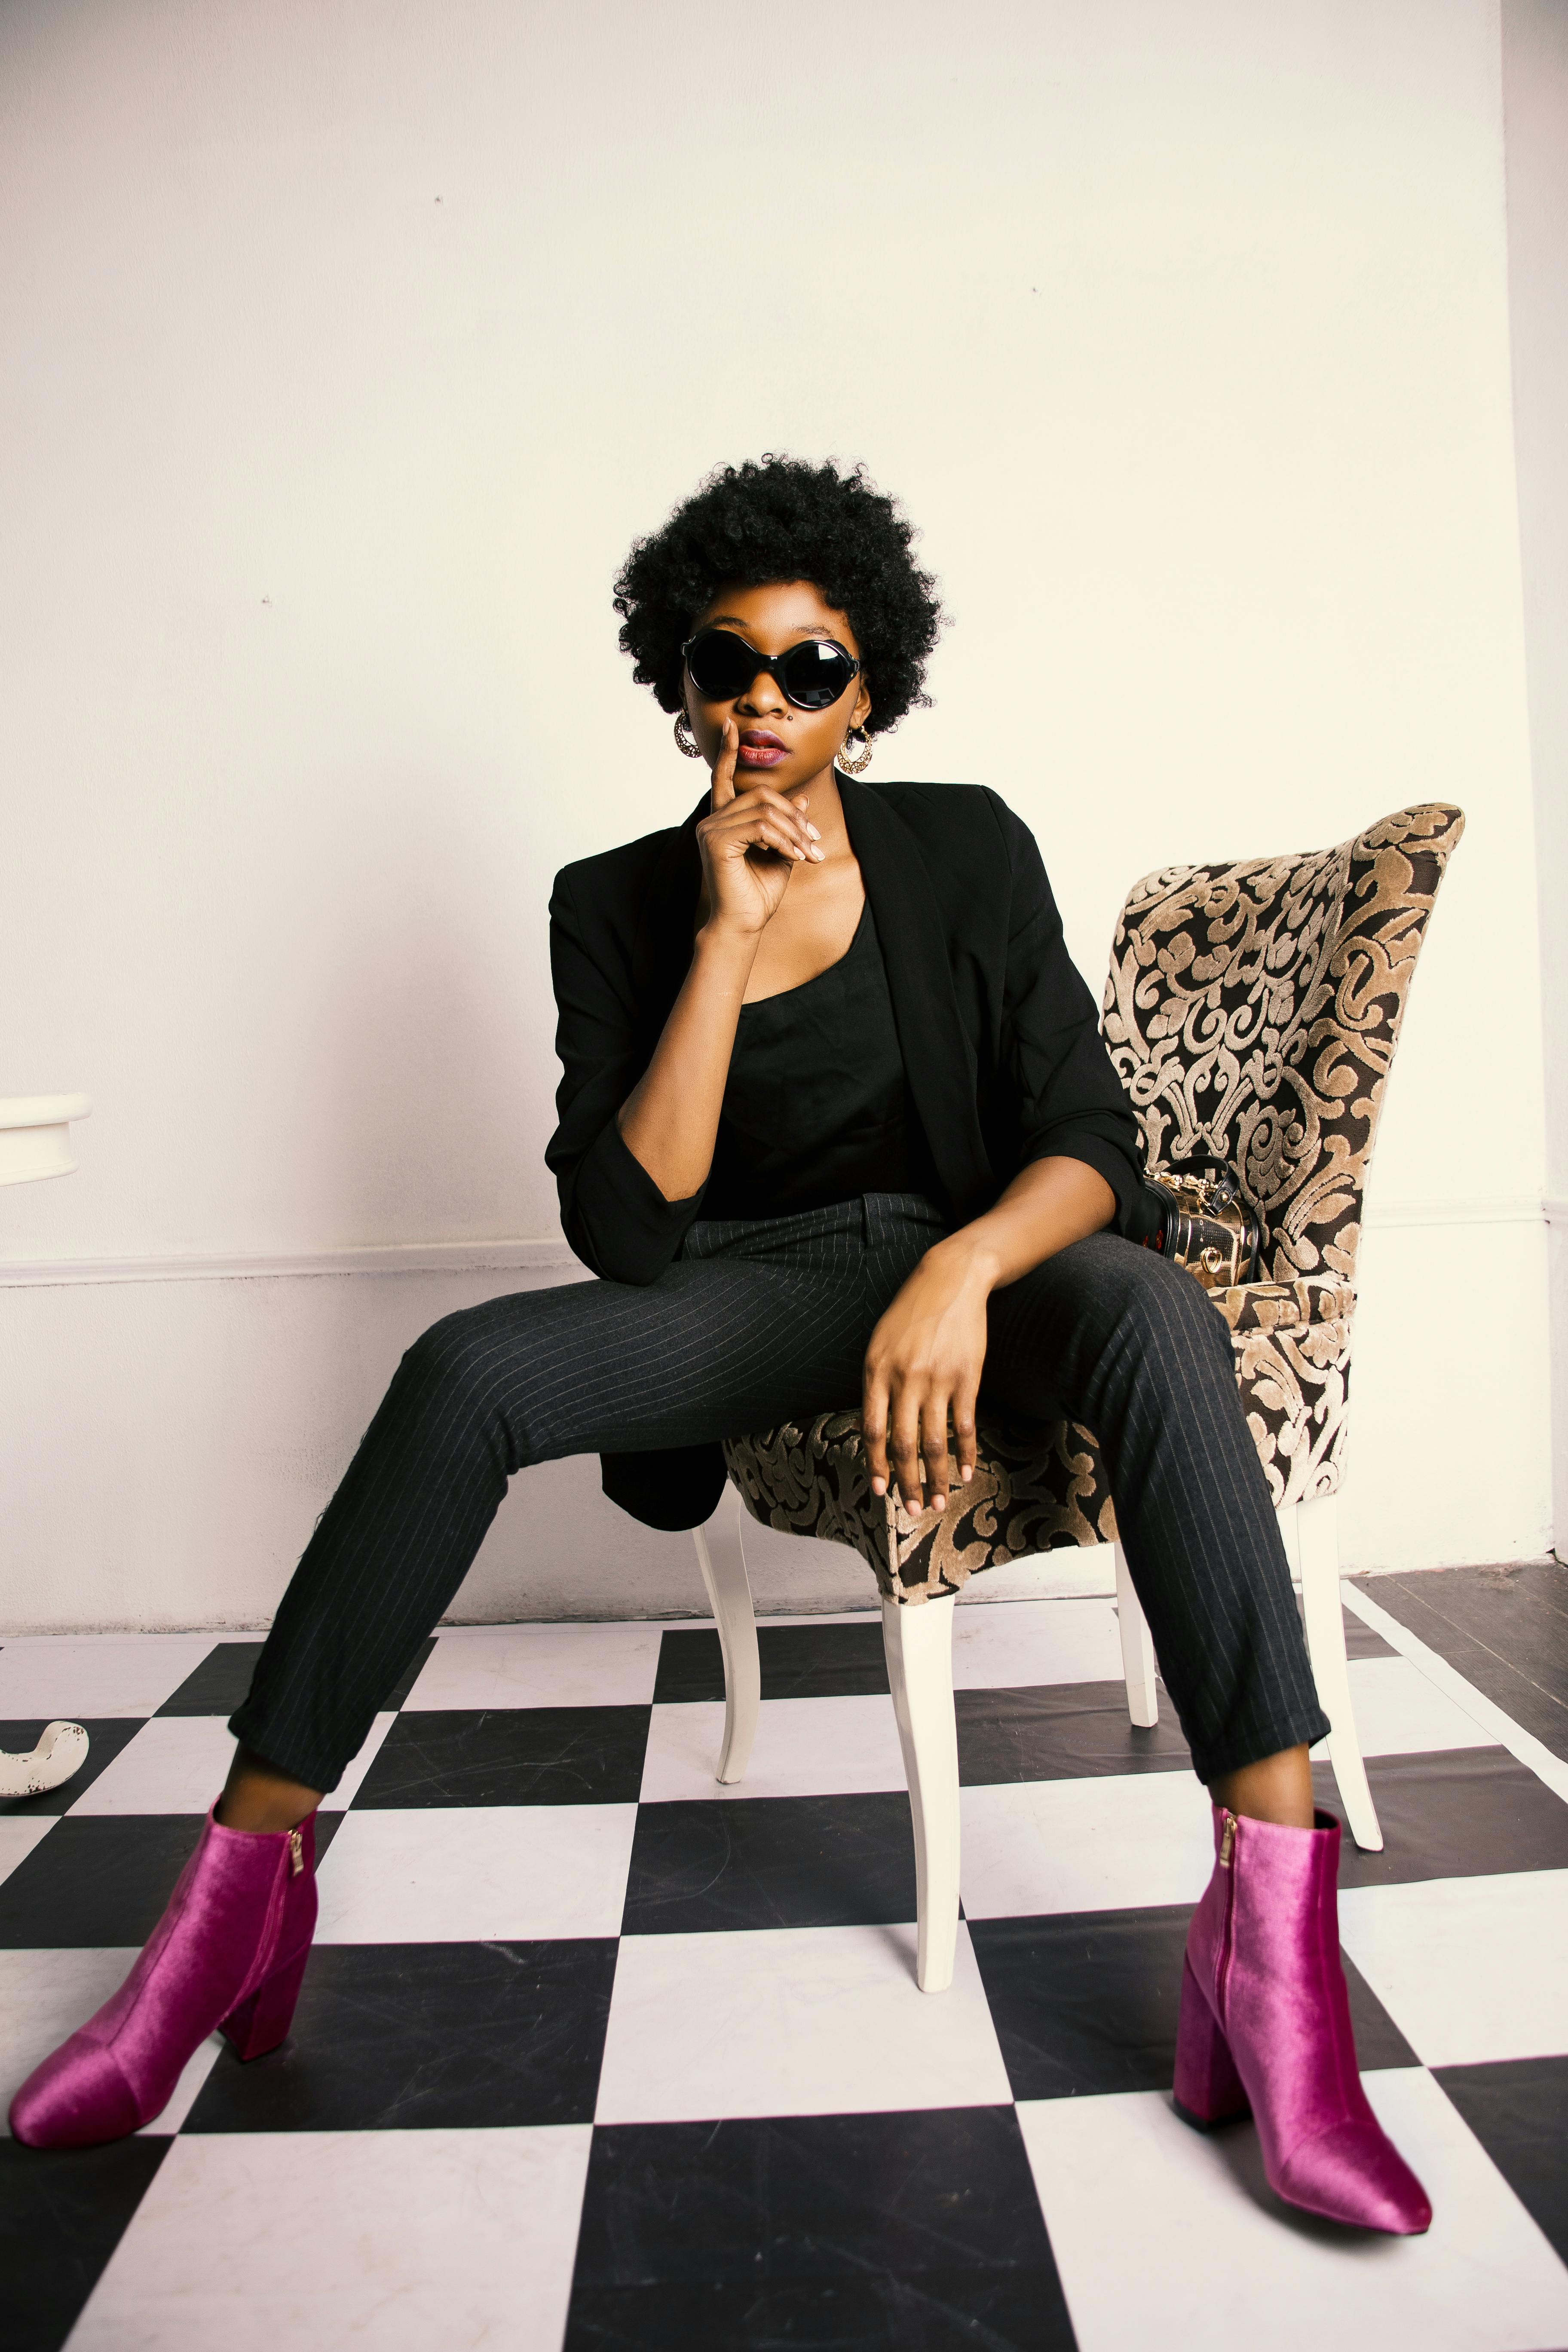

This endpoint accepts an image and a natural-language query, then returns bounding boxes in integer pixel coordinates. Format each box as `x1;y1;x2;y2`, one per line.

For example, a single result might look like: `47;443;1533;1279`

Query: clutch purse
1131;1162;1262;1291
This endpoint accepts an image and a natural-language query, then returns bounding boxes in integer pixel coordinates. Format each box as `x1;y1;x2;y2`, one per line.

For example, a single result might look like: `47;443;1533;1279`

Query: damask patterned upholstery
724;803;1464;1605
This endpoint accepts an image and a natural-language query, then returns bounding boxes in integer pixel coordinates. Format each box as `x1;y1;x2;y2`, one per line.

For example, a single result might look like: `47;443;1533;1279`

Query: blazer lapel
839;775;994;1216
629;797;705;1046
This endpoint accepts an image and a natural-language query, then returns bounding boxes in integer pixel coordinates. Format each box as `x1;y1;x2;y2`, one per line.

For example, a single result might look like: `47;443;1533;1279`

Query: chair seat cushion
723;1280;1356;1605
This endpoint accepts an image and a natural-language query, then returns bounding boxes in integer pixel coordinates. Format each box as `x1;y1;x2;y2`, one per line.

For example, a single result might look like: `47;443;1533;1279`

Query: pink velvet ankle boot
9;1805;318;2150
1173;1803;1430;2234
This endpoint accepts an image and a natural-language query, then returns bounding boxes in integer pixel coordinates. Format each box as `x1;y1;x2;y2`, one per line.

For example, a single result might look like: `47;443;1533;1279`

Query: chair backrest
1102;803;1464;1285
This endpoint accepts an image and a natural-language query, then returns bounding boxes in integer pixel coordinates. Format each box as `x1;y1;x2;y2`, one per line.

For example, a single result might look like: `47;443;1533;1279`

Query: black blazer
546;776;1145;1529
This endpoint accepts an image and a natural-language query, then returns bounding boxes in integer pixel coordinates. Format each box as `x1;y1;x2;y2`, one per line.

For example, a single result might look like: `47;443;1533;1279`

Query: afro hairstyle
613;456;943;736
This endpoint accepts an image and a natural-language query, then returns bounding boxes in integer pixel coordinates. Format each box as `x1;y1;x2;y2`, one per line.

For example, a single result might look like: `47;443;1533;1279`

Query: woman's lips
737;734;786;769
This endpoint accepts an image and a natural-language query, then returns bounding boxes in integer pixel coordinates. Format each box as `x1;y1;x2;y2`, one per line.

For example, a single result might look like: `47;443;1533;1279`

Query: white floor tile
70;2124;594;2352
404;1620;663;1710
1308;1657;1498;1764
640;1695;907;1803
0;1816;55;1887
313;1804;637;1942
596;1921;1011;2124
1339;1870;1568;2067
0;1946;224;2138
1017;2070;1568;2352
960;1770;1215;1918
950;1596;1126;1690
0;1633;217;1719
319;1712;397;1811
68;1716;236;1815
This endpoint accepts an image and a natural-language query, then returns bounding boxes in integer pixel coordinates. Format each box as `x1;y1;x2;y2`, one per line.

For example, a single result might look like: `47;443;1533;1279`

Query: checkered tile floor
3;1586;1566;2351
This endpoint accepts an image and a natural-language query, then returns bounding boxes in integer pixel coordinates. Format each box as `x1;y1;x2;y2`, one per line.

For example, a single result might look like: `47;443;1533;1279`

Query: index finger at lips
710;719;739;810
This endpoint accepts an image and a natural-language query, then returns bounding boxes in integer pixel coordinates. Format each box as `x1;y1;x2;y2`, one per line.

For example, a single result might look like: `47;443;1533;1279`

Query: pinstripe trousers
230;1193;1328;1791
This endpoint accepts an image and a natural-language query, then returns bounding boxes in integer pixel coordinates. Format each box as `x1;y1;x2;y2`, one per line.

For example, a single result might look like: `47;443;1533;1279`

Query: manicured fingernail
871;1477;886;1495
810;845;824;860
961;1465;972;1482
805;824;821;840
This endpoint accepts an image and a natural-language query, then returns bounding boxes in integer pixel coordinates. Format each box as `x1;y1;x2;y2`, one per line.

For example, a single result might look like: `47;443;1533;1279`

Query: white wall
0;0;1551;1632
1501;0;1568;1564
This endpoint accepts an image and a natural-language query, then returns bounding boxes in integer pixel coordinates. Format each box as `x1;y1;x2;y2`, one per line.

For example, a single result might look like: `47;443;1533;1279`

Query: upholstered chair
693;803;1464;1991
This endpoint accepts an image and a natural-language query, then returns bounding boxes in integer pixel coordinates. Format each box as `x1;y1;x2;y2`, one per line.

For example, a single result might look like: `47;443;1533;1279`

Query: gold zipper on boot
1219;1810;1238;1869
287;1827;304;1877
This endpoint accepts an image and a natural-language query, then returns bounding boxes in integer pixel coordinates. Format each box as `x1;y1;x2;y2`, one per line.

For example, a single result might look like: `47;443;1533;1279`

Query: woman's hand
695;718;822;938
861;1241;992;1516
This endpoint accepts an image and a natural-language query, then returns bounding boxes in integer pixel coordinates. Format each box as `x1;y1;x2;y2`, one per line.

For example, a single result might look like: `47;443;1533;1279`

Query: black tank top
701;901;939;1220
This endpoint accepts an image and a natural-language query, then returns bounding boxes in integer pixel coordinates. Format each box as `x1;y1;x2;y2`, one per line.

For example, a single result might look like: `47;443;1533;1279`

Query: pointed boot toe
8;1807;317;2151
10;2034;141;2150
1277;2118;1433;2235
1177;1804;1433;2237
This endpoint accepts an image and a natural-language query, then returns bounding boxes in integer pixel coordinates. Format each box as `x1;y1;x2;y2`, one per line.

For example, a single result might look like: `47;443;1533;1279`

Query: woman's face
680;580;873;791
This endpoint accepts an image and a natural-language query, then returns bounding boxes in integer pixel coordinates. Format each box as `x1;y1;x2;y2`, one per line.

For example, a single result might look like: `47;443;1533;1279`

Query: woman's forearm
925;1155;1117;1295
616;923;759;1201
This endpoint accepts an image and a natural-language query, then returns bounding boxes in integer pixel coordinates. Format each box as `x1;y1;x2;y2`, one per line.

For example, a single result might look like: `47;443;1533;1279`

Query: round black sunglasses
683;627;861;712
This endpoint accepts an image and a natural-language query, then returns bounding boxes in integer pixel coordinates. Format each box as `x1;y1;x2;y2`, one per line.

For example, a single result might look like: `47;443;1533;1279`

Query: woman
12;457;1429;2235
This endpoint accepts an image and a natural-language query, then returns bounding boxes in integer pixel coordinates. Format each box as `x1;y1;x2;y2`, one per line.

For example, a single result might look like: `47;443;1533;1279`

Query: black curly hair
613;456;943;736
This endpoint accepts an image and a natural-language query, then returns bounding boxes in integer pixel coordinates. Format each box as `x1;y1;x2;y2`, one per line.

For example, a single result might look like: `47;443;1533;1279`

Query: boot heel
220;1943;310;2062
1172;1957;1249;2129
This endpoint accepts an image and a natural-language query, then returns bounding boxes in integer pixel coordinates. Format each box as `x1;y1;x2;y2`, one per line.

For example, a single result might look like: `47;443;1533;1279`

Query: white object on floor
0;1720;89;1799
595;1921;1010;2125
69;2124;594;2352
0;1092;91;1188
1016;2068;1568;2352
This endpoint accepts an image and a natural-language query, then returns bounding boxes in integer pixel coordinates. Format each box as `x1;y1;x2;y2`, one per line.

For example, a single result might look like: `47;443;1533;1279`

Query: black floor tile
352;1704;650;1807
0;1811;342;1948
568;2107;1072;2350
1434;2055;1568;2265
957;1681;1191;1785
155;1635;436;1720
184;1937;617;2131
1316;1748;1568;1886
969;1906;1416;2101
0;1720;146;1817
1361;1562;1568;1761
0;1815;207;1948
154;1640;266;1716
655;1621;889;1705
565;2268;1073;2350
623;1793;918;1932
0;2134;169;2352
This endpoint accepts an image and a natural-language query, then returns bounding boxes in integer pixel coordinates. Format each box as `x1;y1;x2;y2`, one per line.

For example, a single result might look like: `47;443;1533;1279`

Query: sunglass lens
780;640;856;708
685;630;755;700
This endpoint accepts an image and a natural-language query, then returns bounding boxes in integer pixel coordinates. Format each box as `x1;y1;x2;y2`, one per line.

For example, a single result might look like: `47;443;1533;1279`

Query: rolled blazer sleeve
991;794;1146;1232
545;867;703;1285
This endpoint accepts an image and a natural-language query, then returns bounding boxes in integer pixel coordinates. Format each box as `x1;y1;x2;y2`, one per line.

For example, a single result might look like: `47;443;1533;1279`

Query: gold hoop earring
673;711;704;760
836;729;873;775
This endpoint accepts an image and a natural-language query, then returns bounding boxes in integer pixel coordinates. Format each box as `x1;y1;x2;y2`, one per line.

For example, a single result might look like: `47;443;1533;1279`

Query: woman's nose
735;664;787;717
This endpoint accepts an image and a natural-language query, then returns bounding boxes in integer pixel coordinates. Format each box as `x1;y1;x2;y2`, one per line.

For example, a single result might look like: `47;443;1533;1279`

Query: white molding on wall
0;1237;582;1290
0;1194;1546;1289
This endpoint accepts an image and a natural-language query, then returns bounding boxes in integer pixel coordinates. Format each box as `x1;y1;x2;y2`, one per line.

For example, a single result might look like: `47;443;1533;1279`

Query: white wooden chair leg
1293;1493;1383;1853
1114;1540;1159;1728
690;1488;760;1786
881;1592;960;1995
